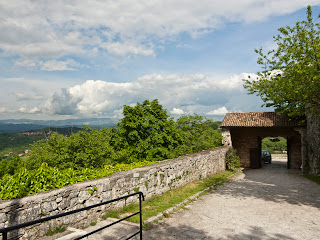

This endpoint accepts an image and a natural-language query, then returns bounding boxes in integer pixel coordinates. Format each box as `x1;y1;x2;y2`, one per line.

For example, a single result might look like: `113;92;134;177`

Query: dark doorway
250;148;261;169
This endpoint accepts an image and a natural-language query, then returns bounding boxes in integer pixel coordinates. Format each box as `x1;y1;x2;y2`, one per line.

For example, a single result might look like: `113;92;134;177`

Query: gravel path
144;159;320;240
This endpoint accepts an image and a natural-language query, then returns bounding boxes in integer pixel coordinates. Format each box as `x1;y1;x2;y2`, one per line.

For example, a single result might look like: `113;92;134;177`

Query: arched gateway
221;112;307;171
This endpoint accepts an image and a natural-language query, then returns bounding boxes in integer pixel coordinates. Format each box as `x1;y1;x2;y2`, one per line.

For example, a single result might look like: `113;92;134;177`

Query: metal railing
0;191;145;240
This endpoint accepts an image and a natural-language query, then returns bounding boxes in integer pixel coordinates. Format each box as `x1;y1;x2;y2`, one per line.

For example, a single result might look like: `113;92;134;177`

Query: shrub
225;147;240;169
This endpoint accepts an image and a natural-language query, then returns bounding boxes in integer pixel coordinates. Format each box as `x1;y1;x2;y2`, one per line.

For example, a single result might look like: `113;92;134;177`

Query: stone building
221;112;306;171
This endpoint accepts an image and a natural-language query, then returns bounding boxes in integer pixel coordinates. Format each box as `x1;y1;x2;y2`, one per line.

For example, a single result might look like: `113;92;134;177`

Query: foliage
243;6;320;118
27;127;115;170
0;127;81;160
115;99;185;162
304;174;320;185
261;137;287;154
0;133;43;160
176;114;222;154
0;156;25;178
46;225;66;236
0;99;223;199
0;161;155;199
225;147;240;170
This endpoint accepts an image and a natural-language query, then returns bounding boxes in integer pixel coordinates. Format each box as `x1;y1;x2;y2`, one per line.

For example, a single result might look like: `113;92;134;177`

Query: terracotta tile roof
221;112;305;128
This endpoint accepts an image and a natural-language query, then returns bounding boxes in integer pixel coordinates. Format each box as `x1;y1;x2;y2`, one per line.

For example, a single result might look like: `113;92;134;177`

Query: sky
1;0;320;121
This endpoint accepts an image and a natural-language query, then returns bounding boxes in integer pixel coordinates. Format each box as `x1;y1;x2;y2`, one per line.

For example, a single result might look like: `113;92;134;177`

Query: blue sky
1;0;320;121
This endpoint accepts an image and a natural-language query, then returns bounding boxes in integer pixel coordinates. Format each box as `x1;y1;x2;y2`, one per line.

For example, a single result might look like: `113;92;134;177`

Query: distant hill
0;118;118;133
0;127;83;159
0;124;46;133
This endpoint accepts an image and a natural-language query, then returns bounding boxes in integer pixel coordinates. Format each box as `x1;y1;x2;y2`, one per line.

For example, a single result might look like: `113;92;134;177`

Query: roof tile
221;112;305;127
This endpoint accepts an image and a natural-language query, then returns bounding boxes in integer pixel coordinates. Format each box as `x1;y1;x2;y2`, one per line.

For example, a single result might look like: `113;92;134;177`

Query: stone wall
0;147;227;239
306;110;320;176
228;127;302;169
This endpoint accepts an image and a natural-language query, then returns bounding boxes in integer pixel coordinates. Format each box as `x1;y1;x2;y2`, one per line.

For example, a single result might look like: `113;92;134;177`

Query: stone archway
221;112;306;170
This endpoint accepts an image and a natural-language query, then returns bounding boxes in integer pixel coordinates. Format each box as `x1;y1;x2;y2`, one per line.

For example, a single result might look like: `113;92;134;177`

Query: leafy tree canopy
176;114;222;153
116;99;185;161
243;6;320;118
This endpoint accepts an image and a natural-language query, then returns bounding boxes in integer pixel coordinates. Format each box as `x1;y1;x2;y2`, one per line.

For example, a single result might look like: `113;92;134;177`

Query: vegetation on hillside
0;99;223;199
261;137;287;154
0;127;81;160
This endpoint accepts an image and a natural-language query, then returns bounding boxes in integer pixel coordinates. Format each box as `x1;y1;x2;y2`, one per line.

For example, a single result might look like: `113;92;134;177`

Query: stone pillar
295;127;307;173
221;128;232;146
306;109;320;176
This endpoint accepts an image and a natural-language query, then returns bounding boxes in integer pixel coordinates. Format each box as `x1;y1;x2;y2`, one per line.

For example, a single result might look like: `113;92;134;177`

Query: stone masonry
0;147;227;239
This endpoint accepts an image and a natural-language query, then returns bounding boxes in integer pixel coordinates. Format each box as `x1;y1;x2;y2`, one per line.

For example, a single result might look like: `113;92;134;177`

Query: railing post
0;192;145;240
3;232;7;240
139;193;143;240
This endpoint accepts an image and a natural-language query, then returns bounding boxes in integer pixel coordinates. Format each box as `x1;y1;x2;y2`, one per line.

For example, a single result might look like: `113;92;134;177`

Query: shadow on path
144;223;296;240
215;161;320;209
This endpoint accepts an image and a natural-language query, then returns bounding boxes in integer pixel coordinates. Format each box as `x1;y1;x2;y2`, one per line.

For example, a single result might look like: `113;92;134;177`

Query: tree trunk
306;106;320;176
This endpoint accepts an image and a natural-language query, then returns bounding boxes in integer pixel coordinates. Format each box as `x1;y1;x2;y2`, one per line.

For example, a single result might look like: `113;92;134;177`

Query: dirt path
144;159;320;240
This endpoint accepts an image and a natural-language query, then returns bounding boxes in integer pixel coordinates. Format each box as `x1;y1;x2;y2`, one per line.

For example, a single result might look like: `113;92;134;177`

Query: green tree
244;6;320;117
28;127;115;170
176;114;222;153
261;137;287;153
243;6;320;175
116;99;184;162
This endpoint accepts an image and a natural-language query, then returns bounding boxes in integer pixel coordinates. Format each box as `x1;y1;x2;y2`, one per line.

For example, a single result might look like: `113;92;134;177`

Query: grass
102;169;240;224
304;174;320;185
90;220;97;226
102;209;120;219
46;225;66;236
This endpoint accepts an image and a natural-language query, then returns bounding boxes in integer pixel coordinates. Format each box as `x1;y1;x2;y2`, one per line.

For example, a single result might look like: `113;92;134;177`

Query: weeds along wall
0;147;227;239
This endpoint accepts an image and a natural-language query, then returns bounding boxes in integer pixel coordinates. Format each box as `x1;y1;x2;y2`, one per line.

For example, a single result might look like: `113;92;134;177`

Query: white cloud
45;88;83;115
39;59;80;71
44;72;264;117
1;0;319;66
14;58;37;68
17;106;41;114
207;106;229;115
170;108;185;115
13;92;44;101
102;42;155;57
112;109;124;119
2;77;80;95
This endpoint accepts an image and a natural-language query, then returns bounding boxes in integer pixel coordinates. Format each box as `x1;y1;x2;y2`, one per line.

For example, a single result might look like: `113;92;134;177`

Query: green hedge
0;161;155;199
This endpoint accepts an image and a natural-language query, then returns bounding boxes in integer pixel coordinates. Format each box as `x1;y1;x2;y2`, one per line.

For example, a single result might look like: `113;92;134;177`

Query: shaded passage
144;160;320;240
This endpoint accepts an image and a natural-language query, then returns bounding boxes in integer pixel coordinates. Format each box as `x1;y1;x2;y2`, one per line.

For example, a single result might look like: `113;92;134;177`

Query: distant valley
0;118;118;133
0;118;118;159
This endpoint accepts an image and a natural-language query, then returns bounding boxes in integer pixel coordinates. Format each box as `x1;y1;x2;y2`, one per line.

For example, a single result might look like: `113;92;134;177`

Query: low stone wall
0;147;227;239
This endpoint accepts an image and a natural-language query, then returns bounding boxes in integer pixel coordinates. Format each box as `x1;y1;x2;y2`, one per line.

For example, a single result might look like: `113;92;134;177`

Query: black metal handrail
0;191;145;240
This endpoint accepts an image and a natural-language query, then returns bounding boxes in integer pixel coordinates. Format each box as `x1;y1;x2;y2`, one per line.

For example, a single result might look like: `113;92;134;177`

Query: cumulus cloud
1;0;318;66
207;107;229;115
46;88;83;115
44;72;264;117
170;108;185;115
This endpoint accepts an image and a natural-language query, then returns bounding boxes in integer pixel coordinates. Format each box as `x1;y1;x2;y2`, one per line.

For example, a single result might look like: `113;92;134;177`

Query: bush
0;99;224;199
0;161;156;199
225;147;241;169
